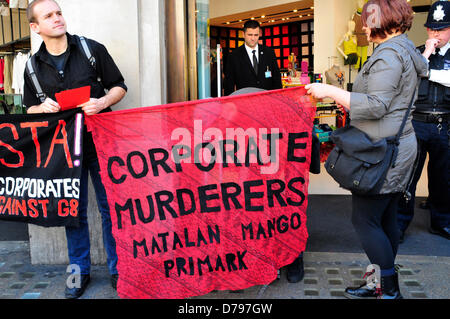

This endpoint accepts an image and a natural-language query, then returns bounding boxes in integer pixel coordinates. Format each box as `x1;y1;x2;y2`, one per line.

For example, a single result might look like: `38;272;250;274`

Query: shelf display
314;102;348;162
282;56;314;88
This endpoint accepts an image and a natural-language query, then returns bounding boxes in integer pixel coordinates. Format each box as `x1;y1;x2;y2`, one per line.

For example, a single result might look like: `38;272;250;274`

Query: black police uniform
397;1;450;240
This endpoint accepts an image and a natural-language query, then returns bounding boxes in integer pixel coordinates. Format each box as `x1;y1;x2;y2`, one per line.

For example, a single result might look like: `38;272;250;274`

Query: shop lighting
218;6;314;26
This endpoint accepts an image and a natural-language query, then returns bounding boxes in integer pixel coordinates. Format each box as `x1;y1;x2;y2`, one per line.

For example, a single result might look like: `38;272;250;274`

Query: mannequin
325;57;345;89
337;21;358;90
352;0;369;69
326;65;345;89
337;20;359;66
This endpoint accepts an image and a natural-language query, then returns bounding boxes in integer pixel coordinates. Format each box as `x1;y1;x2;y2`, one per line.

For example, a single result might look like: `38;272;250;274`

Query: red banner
86;87;316;299
0;109;83;227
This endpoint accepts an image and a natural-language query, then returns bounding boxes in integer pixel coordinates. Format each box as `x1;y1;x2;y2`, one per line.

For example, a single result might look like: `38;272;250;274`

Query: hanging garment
353;13;369;47
18;0;28;9
0;57;4;92
9;0;19;9
0;5;10;16
353;12;369;69
12;51;30;95
3;55;13;94
357;46;368;70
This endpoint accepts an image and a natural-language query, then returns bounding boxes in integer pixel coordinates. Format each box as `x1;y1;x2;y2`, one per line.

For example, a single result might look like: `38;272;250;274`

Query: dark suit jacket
224;44;282;96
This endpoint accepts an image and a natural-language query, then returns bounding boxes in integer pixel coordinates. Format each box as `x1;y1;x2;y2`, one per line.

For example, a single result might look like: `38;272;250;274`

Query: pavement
0;195;448;300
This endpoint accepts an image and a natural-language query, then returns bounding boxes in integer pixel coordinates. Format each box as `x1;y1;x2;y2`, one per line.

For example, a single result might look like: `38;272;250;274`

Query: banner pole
217;44;221;98
196;0;211;99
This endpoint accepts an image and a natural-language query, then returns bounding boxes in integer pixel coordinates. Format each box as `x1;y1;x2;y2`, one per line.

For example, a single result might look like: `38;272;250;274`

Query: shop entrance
167;0;315;101
209;0;315;97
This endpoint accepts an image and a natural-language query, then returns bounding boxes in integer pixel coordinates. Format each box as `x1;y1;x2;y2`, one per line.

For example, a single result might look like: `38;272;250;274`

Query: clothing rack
0;48;30;58
0;47;29;53
0;44;31;98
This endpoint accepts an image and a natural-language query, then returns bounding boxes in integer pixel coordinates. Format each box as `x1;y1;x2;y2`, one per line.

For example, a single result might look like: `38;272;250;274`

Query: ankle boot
379;273;403;299
344;270;379;299
344;284;378;299
286;255;304;283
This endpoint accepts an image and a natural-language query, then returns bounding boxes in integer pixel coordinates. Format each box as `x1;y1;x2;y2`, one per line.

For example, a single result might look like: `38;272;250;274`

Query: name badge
265;67;272;78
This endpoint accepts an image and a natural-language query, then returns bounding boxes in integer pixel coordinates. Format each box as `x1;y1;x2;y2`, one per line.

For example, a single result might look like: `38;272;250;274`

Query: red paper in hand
55;86;91;111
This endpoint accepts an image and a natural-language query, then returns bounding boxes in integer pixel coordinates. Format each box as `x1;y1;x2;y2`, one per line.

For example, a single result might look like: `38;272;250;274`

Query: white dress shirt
428;42;450;88
245;44;259;68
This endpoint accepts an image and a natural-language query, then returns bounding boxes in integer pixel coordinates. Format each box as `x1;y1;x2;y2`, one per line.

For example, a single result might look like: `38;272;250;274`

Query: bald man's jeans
65;157;118;276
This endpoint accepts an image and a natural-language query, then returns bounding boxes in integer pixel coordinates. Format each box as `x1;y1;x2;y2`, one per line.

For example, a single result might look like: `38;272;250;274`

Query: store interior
0;0;29;114
209;0;434;195
209;0;433;95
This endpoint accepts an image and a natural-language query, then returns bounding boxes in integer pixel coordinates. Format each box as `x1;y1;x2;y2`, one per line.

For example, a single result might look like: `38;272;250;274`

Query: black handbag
325;90;416;195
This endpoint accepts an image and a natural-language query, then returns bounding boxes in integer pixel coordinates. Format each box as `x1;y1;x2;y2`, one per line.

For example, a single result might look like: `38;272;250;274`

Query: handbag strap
394;87;417;144
380;40;418;144
390;87;417;168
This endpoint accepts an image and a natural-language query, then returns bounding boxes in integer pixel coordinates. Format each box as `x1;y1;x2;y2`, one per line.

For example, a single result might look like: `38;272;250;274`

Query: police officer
397;1;450;241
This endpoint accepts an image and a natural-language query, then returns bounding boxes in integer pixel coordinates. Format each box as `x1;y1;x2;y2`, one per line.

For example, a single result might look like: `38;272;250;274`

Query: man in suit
225;26;304;284
224;20;282;95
